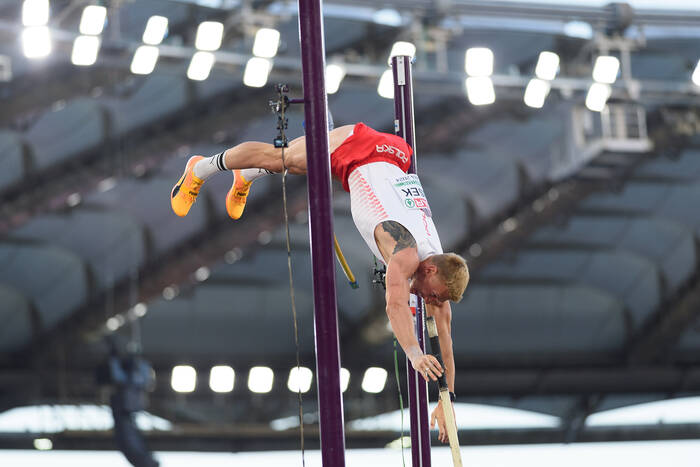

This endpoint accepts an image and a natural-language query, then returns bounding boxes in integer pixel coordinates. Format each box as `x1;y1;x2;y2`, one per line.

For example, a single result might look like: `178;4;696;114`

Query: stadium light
340;368;350;393
22;26;51;59
361;367;387;393
71;35;100;66
195;21;224;51
187;51;215;81
535;51;559;81
79;5;106;35
377;70;394;99
465;47;493;77
592;56;620;84
465;76;495;106
243;57;272;88
209;366;235;393
143;16;168;45
22;0;49;27
252;28;280;58
248;366;274;393
287;367;313;393
171;365;196;393
585;83;612;112
130;45;159;75
325;64;346;94
524;78;551;109
692;59;700;87
388;41;416;64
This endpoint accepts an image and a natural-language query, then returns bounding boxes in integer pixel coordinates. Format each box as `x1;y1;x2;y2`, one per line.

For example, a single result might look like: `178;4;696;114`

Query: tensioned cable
279;109;306;467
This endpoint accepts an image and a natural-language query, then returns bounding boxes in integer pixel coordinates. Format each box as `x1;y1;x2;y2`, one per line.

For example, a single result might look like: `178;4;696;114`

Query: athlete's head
410;253;469;305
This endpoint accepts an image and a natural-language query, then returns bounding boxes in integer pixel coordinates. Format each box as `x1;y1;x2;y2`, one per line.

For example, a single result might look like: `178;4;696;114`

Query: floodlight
22;0;49;27
33;438;53;450
22;26;51;59
187;51;215;81
361;367;387;394
79;5;106;35
523;78;550;109
252;28;280;58
243;57;272;88
340;368;350;392
535;51;559;81
209;366;235;393
692;60;700;87
325;64;346;94
130;45;158;75
248;366;274;393
287;367;313;393
465;47;493;77
143;16;168;45
585;83;611;112
465;77;495;106
71;35;100;66
388;41;416;64
377;70;394;99
171;365;196;393
592;56;620;84
195;21;224;51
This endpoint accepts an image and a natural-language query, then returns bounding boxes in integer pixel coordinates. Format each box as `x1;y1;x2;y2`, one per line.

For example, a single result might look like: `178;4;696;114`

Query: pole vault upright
392;55;432;467
298;0;346;466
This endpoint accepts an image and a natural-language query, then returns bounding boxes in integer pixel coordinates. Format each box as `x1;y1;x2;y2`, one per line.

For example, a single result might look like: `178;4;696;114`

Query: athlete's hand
430;402;449;444
410;354;443;382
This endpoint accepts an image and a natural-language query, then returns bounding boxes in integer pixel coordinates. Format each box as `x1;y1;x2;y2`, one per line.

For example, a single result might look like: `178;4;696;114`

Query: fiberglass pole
392;55;431;467
298;0;346;466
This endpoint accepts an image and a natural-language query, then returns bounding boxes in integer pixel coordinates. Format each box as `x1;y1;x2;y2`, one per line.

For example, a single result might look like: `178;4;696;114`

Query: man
171;122;470;443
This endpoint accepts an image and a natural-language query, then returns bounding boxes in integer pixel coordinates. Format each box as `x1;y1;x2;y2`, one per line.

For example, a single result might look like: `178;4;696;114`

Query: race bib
389;174;432;217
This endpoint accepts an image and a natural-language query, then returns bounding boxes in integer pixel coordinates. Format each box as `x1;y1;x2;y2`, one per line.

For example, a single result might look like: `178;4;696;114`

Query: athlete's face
410;265;449;306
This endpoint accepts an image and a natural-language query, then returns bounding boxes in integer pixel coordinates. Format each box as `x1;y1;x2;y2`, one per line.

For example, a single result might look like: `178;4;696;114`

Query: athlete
170;122;469;443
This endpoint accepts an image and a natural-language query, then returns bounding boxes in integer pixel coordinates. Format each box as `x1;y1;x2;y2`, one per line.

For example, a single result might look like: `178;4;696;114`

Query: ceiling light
171;365;197;393
22;26;52;59
187;51;215;81
252;28;280;58
248;366;274;393
523;78;551;109
592;56;620;84
71;35;100;66
243;57;272;88
195;21;224;51
340;368;350;392
535;51;559;81
33;438;53;450
22;0;49;27
377;70;394;99
130;45;159;75
465;47;493;77
209;366;235;393
465;77;495;106
79;5;107;35
287;367;313;393
325;64;346;94
361;367;387;394
585;83;612;112
143;15;168;45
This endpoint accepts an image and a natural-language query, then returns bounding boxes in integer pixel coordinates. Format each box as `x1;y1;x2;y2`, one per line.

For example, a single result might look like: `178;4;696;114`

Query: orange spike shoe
170;155;205;217
225;170;253;220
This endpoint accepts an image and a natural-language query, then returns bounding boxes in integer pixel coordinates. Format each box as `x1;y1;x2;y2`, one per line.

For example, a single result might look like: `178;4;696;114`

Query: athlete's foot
226;169;253;219
171;155;205;217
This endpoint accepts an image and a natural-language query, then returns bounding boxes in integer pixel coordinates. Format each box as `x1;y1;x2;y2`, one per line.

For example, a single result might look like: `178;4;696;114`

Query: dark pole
392;55;431;467
298;1;346;466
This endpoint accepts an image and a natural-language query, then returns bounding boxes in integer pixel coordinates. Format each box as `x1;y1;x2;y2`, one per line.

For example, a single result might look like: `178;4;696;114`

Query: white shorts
348;162;443;265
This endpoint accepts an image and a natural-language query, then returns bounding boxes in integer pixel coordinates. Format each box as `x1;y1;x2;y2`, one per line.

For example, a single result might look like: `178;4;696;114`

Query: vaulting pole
298;0;346;466
392;55;431;467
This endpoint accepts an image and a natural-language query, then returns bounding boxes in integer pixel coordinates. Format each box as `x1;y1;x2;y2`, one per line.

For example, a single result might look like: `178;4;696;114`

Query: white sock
239;168;274;183
193;151;227;180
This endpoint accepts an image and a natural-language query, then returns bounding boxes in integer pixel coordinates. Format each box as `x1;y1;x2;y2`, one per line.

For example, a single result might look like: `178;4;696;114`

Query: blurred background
1;0;700;465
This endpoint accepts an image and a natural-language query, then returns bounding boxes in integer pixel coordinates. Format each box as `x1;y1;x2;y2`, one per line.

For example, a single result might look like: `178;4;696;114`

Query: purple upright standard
297;0;346;466
392;55;432;467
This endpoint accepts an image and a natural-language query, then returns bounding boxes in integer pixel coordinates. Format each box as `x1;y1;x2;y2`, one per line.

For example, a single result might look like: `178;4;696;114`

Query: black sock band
214;151;226;171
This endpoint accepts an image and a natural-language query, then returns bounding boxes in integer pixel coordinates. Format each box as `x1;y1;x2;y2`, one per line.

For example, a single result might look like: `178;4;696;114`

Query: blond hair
431;253;469;303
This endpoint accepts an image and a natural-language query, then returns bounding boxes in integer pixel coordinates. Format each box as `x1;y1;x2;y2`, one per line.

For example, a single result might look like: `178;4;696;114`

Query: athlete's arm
427;300;456;444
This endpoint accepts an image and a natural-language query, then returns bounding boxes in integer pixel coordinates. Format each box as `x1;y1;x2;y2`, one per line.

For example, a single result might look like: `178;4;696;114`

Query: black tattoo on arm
380;221;417;254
